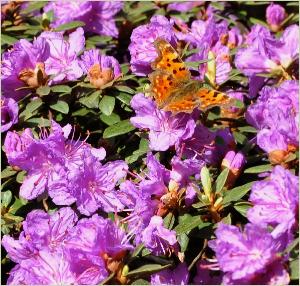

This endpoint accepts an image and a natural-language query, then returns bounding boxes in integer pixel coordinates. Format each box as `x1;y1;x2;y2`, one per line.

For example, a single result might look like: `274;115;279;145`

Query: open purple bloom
246;80;298;160
39;28;85;84
167;1;203;12
1;97;18;132
209;223;290;284
80;48;121;88
266;3;286;31
2;207;77;264
151;263;189;285
130;93;196;151
44;1;122;38
129;15;176;76
176;124;235;166
235;24;299;78
247;166;299;238
1;37;50;100
68;150;128;216
3;208;115;285
142;216;177;256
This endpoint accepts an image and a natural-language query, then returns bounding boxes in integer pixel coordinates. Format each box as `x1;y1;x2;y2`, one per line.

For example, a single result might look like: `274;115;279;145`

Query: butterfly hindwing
196;88;231;111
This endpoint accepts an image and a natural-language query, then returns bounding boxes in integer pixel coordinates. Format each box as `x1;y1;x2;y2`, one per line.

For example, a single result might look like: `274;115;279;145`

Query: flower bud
221;151;246;188
266;3;287;32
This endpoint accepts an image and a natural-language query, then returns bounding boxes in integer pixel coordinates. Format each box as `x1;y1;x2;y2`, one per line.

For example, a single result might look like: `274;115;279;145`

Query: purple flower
3;208;117;285
80;49;121;88
130;93;196;151
2;207;77;263
247;166;299;238
142;216;177;256
1;97;18;132
151;263;189;285
193;260;222;285
246;81;298;161
4;120;109;208
209;223;290;284
44;1;123;38
39;28;85;84
235;24;299;78
167;1;203;12
68;150;128;216
1;37;50;100
266;3;287;32
129;15;176;76
176;124;235;166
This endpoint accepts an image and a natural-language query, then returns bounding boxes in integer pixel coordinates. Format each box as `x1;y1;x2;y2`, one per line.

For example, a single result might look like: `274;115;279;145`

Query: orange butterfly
149;38;231;114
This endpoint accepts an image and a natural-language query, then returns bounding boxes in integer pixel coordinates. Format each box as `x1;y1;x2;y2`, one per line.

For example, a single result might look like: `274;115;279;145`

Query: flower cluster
1;1;299;285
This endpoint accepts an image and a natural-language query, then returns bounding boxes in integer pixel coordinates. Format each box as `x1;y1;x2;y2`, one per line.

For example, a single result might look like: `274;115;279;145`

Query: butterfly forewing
152;38;191;82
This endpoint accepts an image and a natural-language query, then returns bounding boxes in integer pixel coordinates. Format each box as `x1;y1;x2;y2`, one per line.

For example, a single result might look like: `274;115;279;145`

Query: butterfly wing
162;82;232;114
149;70;183;108
152;38;191;81
196;88;232;111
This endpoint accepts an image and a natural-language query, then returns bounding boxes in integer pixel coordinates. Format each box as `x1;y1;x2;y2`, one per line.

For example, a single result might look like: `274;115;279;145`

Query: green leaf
178;233;189;252
54;21;85;32
36;86;50;96
16;171;26;184
290;259;299;280
215;168;229;194
221;213;232;224
131;279;150;285
131;244;145;258
200;166;212;199
125;264;172;277
26;98;43;113
238;126;257;133
244;164;272;174
99;96;115;116
50;101;69;114
1;191;12;208
79;90;101;109
9;197;28;214
51;85;72;93
222;182;254;205
163;213;175;230
100;113;121;126
249;17;268;27
174;216;209;235
114;85;135;94
20;1;47;14
1;167;17;179
116;93;132;105
233;201;252;217
103;120;135;139
1;34;18;45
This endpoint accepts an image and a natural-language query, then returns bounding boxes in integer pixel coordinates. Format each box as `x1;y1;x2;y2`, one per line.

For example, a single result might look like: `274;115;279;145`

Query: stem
188;239;208;271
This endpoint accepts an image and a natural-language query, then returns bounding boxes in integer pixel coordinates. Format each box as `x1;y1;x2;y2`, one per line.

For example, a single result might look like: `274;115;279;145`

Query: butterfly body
149;38;231;114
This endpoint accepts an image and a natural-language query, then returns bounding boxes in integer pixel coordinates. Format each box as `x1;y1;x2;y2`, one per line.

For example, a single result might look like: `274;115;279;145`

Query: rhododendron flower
44;1;123;38
1;37;50;99
1;97;18;132
209;223;290;285
40;28;85;84
130;93;196;151
80;49;121;88
151;263;189;285
142;216;177;255
248;166;299;238
235;24;299;78
129;15;176;76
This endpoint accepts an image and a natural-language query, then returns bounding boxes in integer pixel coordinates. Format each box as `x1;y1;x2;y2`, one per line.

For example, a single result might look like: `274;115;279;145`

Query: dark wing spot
172;57;181;63
213;93;218;98
167;63;171;67
179;67;186;71
173;70;177;74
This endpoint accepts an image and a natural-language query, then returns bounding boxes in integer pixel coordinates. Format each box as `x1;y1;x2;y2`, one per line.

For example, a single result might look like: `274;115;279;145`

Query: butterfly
149;38;232;114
